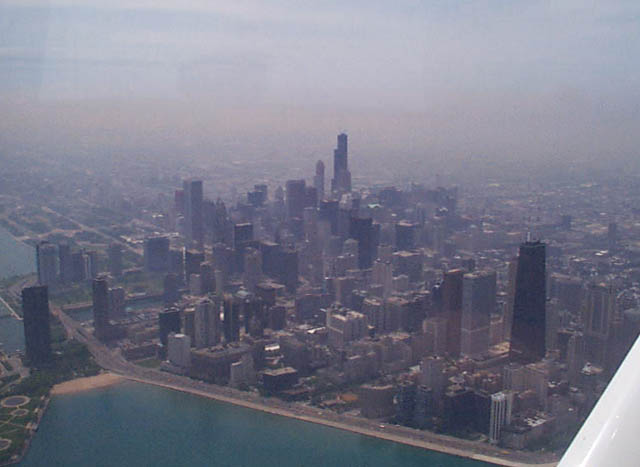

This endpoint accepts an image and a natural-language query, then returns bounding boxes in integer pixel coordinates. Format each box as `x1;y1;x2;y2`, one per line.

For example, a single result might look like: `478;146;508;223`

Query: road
41;206;143;257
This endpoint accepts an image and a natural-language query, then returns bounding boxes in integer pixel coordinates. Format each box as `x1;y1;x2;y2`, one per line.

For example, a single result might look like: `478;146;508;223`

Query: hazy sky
1;0;639;171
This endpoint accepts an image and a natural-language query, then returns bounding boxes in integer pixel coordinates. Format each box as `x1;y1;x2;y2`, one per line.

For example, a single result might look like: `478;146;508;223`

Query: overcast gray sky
1;0;639;171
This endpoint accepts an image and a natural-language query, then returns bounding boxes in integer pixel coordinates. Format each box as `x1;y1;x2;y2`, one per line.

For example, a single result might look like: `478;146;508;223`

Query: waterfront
0;228;34;281
0;227;31;353
21;380;492;467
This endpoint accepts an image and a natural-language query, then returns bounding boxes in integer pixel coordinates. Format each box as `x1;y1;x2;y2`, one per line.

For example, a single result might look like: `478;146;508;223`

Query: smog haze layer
2;0;639;178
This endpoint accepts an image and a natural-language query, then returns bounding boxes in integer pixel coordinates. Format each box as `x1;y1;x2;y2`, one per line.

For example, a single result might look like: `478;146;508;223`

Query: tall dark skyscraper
58;243;73;284
36;241;57;286
183;179;204;246
107;243;123;277
461;270;496;357
334;133;348;172
349;216;376;269
223;296;240;343
285;179;306;220
159;308;181;347
443;269;464;357
22;285;52;365
314;160;325;202
93;276;111;341
510;241;547;363
144;235;170;272
331;133;351;193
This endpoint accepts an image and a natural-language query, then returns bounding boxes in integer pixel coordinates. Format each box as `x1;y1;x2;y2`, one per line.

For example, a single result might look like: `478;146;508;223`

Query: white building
489;391;513;444
168;333;191;368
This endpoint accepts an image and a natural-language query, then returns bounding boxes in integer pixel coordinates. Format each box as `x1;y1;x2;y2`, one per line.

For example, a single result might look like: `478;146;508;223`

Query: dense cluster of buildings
25;133;640;452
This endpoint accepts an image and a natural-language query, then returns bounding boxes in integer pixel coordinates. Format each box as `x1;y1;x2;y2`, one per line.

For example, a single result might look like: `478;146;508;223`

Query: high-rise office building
144;236;170;272
183;179;204;246
443;269;464;357
319;200;339;235
461;270;496;357
223;295;241;343
583;282;616;366
395;222;417;251
314;160;325;202
285;179;306;220
194;299;210;348
331;133;351;193
396;381;417;425
167;333;191;368
509;241;546;364
159;308;181;347
108;286;126;320
489;392;513;444
233;223;254;250
36;241;57;286
184;249;204;284
70;250;87;282
349;216;376;269
92;276;111;341
169;248;185;283
243;248;262;293
58;243;73;284
504;257;517;342
22;285;52;365
163;273;180;305
199;262;214;295
86;250;99;279
107;243;123;278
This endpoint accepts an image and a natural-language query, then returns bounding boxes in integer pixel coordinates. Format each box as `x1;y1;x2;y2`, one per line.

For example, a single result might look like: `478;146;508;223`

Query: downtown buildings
18;132;640;457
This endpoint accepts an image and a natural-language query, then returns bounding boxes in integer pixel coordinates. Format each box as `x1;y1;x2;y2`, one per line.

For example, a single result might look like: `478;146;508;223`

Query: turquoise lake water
0;227;31;353
21;381;492;467
0;227;35;280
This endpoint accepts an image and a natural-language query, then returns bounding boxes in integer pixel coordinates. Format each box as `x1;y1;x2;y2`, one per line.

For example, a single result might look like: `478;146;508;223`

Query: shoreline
0;295;21;321
51;373;124;395
119;374;557;467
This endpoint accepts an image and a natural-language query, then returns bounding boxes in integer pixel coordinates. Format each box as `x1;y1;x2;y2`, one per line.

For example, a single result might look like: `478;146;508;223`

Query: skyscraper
183;179;204;246
395;222;417;251
107;243;123;278
159;308;181;347
144;235;170;272
314;160;325;202
22;285;52;365
489;392;513;444
461;270;496;357
92;276;111;341
36;241;57;286
583;282;616;366
443;269;464;357
509;241;546;364
331;133;351;193
349;216;376;269
58;243;73;284
223;295;240;343
285;179;306;220
70;250;87;282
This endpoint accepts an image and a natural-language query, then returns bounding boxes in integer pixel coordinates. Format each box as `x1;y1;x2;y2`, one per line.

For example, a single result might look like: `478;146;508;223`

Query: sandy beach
51;373;124;395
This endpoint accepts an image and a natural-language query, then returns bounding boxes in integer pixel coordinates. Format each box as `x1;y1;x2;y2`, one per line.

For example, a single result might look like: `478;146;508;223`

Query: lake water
0;227;31;353
0;227;34;280
21;381;492;467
